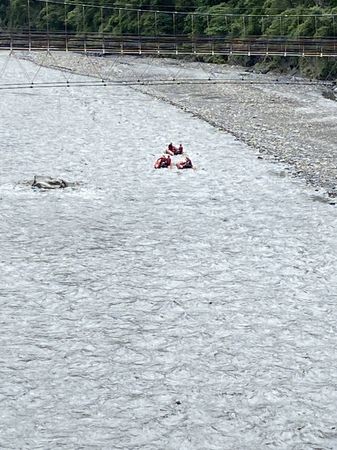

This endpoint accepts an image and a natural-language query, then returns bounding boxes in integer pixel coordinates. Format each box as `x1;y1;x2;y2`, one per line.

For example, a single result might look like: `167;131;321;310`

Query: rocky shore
24;51;337;196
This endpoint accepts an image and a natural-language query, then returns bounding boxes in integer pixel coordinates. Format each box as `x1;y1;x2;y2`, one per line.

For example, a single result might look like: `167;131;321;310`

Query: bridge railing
0;31;337;57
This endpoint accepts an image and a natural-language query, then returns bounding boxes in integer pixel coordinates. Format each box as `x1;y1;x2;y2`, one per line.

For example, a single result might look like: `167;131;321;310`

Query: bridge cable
0;78;333;91
0;52;12;80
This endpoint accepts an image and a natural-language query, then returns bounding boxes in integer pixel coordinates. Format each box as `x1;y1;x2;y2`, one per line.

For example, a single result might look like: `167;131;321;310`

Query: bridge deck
1;32;337;57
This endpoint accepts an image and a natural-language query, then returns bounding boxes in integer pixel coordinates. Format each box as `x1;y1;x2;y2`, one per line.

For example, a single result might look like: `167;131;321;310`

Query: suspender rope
46;0;49;34
27;0;31;51
155;11;158;37
101;6;105;53
137;10;140;37
82;4;86;52
64;1;68;51
45;0;50;51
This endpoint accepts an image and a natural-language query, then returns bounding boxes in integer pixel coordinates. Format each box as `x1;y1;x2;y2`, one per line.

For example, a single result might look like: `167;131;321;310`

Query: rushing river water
1;53;337;449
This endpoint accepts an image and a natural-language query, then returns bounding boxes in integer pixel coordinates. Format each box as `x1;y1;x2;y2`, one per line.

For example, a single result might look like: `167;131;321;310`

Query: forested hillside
2;0;337;77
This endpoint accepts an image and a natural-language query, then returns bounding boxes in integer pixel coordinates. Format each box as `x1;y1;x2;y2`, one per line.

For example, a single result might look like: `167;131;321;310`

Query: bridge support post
102;34;105;55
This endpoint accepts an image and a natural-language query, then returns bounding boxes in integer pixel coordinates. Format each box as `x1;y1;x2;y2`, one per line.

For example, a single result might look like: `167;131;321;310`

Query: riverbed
1;52;337;449
22;51;337;193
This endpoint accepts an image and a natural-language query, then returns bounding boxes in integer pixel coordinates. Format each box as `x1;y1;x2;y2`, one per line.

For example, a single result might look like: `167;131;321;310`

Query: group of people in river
154;143;193;170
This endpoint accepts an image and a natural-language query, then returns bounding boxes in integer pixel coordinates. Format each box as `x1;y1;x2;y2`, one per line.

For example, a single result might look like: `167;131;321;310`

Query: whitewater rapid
1;52;337;449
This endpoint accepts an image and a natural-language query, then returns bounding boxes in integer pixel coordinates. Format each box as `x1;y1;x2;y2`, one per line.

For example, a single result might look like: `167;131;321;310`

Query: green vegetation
2;0;337;77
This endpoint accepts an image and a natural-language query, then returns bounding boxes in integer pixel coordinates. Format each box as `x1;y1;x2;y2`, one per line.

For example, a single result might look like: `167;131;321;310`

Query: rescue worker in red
154;154;172;169
177;144;184;155
166;143;184;156
166;143;177;156
176;156;193;169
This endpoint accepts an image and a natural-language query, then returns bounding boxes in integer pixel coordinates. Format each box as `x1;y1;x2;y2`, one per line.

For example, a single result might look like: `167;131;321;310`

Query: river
1;52;337;449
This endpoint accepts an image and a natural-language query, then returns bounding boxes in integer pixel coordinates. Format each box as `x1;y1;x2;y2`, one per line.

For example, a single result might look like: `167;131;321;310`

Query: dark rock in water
311;195;331;204
32;176;68;189
322;89;336;102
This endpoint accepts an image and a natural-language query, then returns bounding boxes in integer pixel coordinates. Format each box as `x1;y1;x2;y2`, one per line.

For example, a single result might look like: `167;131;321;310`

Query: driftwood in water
32;176;68;189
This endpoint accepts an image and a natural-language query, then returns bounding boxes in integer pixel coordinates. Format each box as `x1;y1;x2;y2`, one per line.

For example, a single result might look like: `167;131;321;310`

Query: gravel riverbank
24;51;337;196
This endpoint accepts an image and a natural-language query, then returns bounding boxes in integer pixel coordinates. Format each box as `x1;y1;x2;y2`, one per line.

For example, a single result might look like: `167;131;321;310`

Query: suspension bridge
1;0;337;89
1;32;337;57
